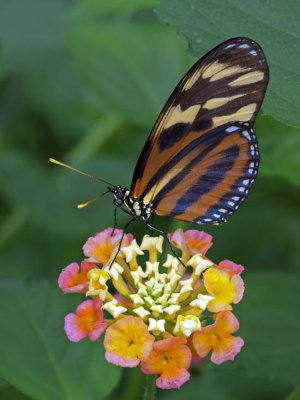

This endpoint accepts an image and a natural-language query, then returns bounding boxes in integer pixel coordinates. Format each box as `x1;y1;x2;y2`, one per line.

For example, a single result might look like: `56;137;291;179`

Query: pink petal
107;228;133;247
140;362;152;375
168;229;188;252
156;369;191;390
168;229;213;256
83;236;101;260
76;297;104;321
191;353;206;365
185;230;213;256
187;335;206;365
105;351;140;368
219;260;244;276
211;336;244;365
58;261;94;293
81;260;96;273
215;311;240;334
64;298;106;342
83;228;133;264
208;300;232;313
58;263;79;292
232;275;245;304
61;284;89;294
88;321;108;342
192;335;212;359
64;313;86;342
76;299;95;315
93;296;104;317
153;337;191;369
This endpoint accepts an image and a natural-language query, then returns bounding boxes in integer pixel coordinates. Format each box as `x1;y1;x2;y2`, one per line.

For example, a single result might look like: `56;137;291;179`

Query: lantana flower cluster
59;228;245;389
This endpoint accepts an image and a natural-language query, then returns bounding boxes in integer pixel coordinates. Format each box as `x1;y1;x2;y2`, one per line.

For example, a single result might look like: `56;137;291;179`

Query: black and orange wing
130;37;269;224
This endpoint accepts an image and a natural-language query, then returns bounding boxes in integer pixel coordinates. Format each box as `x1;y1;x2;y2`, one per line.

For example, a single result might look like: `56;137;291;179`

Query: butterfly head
109;185;128;202
109;186;154;220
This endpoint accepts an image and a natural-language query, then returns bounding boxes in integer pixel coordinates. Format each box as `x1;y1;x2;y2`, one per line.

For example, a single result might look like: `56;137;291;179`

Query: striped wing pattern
130;37;269;224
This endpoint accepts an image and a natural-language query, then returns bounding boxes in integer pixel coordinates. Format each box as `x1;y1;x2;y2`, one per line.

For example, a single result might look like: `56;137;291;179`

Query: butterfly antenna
49;158;114;187
77;190;111;209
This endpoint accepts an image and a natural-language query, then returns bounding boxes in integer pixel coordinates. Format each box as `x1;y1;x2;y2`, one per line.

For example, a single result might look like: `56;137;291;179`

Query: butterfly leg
145;221;186;269
111;199;135;236
150;213;154;236
109;216;136;267
112;204;118;235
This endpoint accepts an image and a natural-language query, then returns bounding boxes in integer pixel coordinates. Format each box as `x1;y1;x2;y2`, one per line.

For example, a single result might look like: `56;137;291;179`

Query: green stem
123;367;144;400
143;374;156;400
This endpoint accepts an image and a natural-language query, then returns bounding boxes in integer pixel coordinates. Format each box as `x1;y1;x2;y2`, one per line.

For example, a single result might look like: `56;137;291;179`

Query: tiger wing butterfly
130;37;269;225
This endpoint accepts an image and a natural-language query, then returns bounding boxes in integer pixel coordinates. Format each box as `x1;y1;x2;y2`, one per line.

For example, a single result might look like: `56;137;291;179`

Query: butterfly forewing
130;37;268;224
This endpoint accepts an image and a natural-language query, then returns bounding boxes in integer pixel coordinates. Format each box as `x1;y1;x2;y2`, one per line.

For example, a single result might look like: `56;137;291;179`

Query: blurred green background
0;1;299;399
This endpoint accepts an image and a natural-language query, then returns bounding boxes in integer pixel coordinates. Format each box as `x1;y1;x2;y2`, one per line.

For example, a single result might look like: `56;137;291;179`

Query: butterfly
51;37;269;234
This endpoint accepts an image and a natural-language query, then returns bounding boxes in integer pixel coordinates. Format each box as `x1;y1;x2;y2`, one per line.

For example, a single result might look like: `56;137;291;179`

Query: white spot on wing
243;179;250;185
239;44;250;49
225;44;235;49
242;130;251;140
226;126;239;133
228;201;235;207
250;50;258;56
219;208;227;213
232;196;240;201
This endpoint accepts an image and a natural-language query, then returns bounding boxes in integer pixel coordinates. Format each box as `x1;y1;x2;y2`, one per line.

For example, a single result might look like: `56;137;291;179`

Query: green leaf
23;51;102;141
0;0;69;72
70;0;159;16
67;20;193;127
236;271;300;385
286;386;300;400
159;365;292;400
0;385;31;400
156;0;300;128
66;112;126;163
0;280;121;400
0;378;9;390
257;116;300;186
0;0;101;141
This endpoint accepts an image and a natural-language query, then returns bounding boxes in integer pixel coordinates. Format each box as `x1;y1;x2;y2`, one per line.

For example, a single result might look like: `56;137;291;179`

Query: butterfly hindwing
130;37;268;223
154;122;259;224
